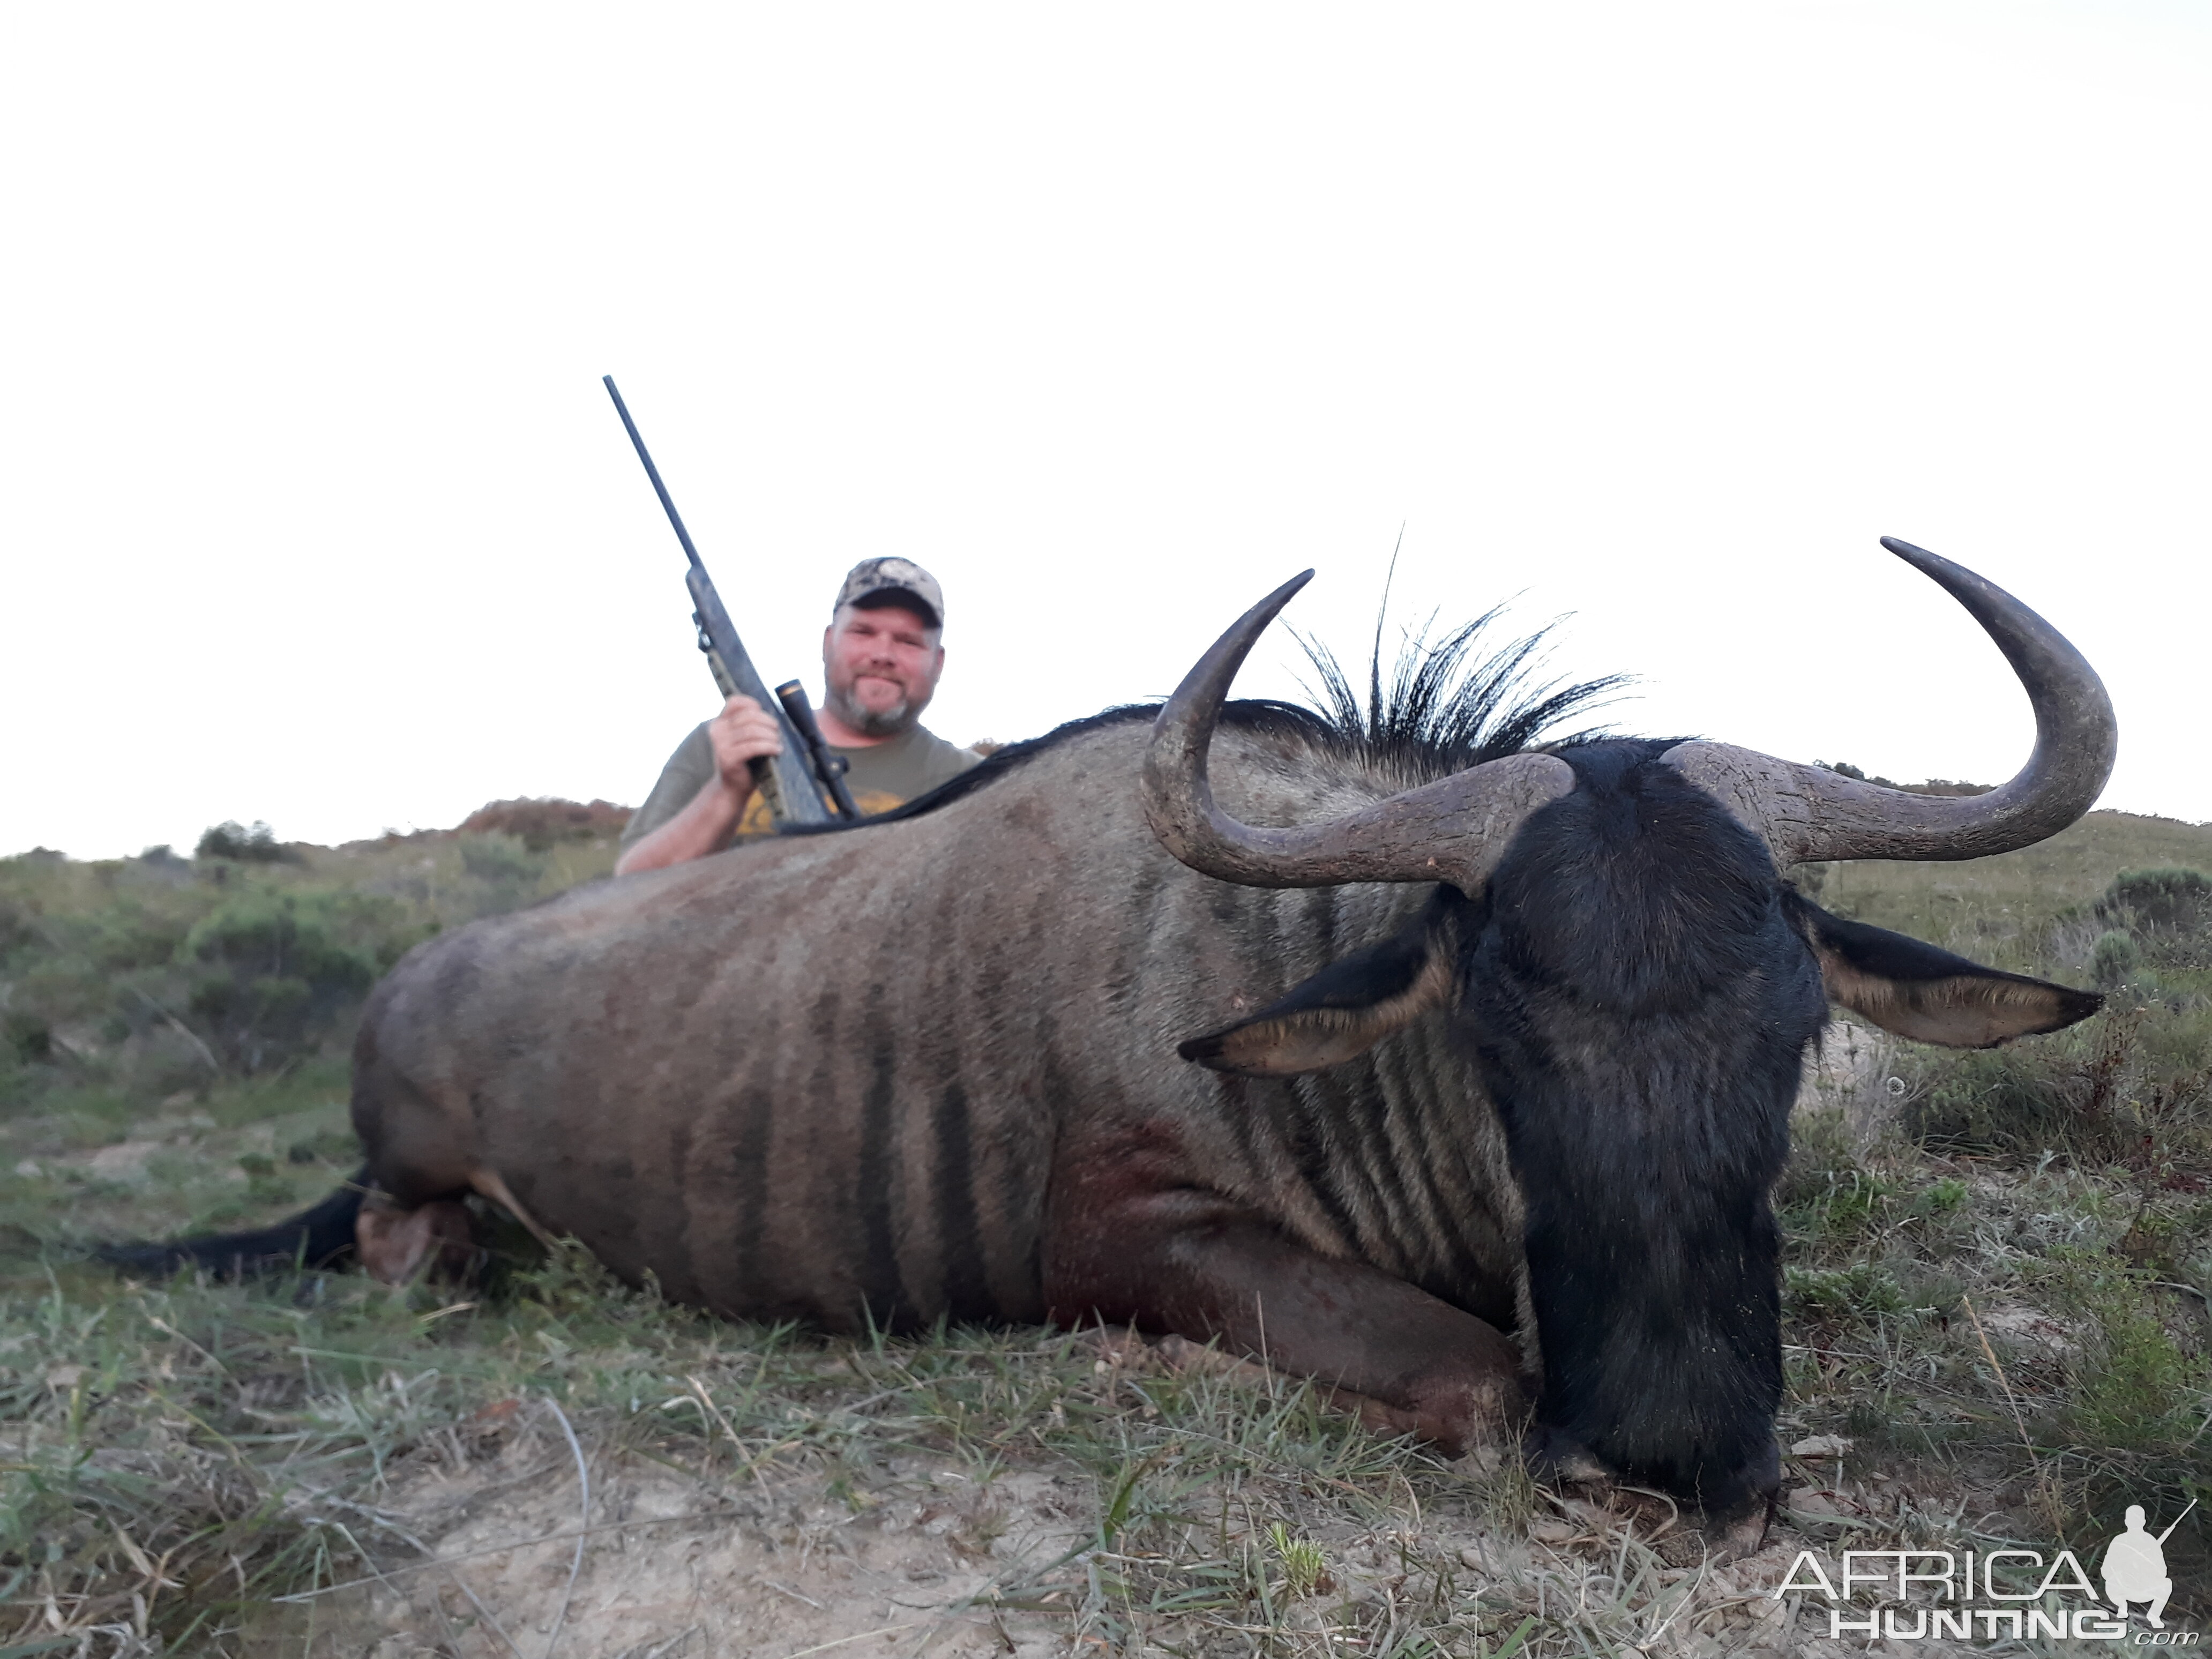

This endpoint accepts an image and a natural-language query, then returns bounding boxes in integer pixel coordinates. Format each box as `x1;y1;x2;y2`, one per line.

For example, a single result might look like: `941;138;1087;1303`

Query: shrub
1814;763;1992;797
2067;1294;2204;1452
84;898;195;974
2092;930;2141;989
3;1011;51;1065
0;895;41;961
459;834;548;916
460;833;544;886
2098;868;2212;934
182;894;381;1072
1915;1176;1969;1217
2094;869;2212;983
1907;1011;2212;1167
195;820;295;863
1910;1042;2086;1158
456;798;630;852
132;846;195;886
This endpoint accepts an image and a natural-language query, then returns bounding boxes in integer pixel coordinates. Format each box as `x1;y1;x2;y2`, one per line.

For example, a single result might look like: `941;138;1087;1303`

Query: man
616;558;981;874
2102;1505;2174;1628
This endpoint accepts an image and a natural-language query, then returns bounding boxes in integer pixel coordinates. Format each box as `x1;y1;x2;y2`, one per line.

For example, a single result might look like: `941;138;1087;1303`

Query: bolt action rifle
603;376;861;825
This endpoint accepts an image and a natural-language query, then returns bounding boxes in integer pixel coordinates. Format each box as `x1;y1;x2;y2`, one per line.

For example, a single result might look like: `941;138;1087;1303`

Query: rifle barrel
603;376;705;573
2157;1497;2198;1544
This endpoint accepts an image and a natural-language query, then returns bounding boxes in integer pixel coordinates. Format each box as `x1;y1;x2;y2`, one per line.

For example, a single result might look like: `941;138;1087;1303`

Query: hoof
1708;1494;1776;1564
357;1197;477;1286
1523;1426;1777;1565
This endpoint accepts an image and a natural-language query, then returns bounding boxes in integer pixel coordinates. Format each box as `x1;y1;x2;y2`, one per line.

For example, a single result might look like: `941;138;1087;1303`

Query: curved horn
1662;537;2116;866
1140;571;1575;891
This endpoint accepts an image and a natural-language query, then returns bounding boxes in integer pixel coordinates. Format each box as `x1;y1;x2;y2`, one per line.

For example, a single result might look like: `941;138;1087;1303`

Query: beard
827;674;929;739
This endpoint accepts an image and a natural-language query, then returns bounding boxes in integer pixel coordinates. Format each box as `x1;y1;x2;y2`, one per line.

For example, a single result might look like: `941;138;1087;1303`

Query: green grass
6;809;2212;1653
1810;808;2212;953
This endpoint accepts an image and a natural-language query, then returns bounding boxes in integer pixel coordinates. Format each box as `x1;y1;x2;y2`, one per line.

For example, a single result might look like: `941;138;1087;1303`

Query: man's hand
708;693;784;790
616;696;787;877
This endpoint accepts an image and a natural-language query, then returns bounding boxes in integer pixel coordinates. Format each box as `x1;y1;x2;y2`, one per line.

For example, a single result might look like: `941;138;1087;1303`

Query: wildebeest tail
97;1169;366;1279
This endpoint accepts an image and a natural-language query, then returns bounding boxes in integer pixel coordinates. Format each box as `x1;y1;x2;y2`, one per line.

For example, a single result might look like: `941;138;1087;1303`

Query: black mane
777;703;1164;835
783;610;1625;836
1294;606;1625;778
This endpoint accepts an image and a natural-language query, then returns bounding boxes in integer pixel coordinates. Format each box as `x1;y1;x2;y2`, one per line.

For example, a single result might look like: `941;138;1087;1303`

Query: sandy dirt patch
351;1407;1093;1658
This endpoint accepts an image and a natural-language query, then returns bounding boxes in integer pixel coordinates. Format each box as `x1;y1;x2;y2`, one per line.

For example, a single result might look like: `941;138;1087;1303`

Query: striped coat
354;708;1524;1336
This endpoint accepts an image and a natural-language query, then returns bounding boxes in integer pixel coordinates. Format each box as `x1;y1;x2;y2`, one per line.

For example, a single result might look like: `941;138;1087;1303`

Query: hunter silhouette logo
2104;1499;2194;1629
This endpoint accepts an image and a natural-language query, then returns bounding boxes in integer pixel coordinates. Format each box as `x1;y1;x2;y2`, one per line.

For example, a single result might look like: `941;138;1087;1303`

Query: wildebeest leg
352;1058;480;1283
1047;1190;1524;1454
352;1043;561;1276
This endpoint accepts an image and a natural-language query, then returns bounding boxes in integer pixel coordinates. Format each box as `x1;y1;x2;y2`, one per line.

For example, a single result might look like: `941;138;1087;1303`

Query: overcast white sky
3;2;2206;860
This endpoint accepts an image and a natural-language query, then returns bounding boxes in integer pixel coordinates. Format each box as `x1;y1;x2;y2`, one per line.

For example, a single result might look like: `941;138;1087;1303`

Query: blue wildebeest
121;539;2111;1541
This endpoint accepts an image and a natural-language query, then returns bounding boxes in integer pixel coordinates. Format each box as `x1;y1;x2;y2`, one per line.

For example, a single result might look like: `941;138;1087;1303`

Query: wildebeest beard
1455;737;1821;1516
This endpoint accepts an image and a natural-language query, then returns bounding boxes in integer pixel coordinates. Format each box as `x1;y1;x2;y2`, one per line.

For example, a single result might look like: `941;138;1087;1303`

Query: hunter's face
823;602;945;738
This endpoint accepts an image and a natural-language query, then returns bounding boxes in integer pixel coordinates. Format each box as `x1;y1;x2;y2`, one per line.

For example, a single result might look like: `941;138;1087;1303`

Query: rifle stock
682;565;831;825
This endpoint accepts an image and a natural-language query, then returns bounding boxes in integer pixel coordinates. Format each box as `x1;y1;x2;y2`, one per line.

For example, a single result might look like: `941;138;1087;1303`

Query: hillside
3;804;2210;1655
1818;808;2212;961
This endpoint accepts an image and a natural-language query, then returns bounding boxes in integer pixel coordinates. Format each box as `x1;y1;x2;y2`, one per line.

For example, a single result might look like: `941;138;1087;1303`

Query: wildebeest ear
1787;891;2101;1049
1179;913;1455;1077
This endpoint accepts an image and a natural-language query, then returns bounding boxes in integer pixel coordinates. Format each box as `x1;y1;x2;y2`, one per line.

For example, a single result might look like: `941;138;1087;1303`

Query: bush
1814;763;1992;797
2066;1292;2206;1452
3;1010;51;1065
456;797;630;852
2092;930;2141;989
0;895;40;961
459;835;542;884
195;820;295;863
2091;869;2212;983
2097;868;2212;935
1910;1038;2096;1159
1914;1176;1969;1217
182;894;383;1072
1908;1010;2212;1167
459;834;547;916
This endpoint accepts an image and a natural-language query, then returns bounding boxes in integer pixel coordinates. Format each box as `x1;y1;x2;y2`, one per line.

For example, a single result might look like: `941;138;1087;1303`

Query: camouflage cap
834;557;945;630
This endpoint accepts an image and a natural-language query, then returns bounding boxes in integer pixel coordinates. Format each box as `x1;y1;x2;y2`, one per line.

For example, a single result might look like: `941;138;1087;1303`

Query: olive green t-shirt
619;720;983;851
